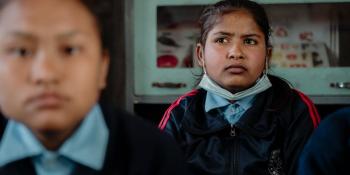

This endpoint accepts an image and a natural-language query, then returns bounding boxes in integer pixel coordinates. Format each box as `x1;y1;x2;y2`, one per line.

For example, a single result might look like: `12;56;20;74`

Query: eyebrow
6;31;82;40
212;31;263;38
7;31;37;41
56;31;81;39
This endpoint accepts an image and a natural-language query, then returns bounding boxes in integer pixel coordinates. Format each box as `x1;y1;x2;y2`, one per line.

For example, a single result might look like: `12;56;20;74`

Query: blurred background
104;0;350;125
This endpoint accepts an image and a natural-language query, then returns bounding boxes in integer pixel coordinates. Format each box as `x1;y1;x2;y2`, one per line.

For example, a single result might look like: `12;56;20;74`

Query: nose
227;42;244;60
30;52;60;86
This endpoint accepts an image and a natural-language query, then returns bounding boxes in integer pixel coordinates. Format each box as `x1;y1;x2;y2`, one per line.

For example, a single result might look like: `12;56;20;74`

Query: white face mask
198;73;272;101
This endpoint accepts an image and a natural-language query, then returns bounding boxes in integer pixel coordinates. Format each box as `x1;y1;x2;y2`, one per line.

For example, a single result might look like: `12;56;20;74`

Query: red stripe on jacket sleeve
294;90;321;128
158;90;198;131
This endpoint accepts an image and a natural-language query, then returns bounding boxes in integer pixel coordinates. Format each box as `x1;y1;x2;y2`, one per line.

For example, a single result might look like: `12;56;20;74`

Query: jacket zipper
230;124;236;136
230;124;238;175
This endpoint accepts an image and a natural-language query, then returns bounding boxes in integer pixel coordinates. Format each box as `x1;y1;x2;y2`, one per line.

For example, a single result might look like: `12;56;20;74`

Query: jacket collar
205;91;255;113
182;88;278;137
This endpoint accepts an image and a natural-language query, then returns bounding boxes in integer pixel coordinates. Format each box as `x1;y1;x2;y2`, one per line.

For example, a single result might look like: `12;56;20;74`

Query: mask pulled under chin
198;74;272;101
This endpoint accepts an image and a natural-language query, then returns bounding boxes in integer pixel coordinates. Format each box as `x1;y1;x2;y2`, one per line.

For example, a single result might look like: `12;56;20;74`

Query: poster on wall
157;26;199;68
156;4;335;69
266;4;334;68
156;6;202;69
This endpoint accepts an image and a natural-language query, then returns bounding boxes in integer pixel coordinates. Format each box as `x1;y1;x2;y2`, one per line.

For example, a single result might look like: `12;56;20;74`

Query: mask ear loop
263;57;269;75
203;61;207;75
200;47;207;75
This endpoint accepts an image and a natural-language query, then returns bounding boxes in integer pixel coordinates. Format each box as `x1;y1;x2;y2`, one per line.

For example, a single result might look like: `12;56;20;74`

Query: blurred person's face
0;0;109;149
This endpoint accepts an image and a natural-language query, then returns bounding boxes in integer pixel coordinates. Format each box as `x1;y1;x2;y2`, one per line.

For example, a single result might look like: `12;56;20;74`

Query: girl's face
0;0;109;148
197;10;269;92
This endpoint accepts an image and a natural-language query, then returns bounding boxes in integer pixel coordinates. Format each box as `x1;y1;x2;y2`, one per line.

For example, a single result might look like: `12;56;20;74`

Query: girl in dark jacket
158;0;320;174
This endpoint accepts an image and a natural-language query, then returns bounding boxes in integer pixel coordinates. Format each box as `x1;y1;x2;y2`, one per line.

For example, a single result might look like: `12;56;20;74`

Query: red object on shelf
287;53;297;60
299;32;313;42
157;55;178;68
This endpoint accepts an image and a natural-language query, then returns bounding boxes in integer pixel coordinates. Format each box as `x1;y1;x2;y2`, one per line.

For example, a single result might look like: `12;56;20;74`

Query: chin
227;87;244;93
226;83;252;93
32;121;68;132
30;115;78;131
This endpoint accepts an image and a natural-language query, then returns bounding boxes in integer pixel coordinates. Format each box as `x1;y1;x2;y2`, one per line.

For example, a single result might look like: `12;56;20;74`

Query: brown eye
217;38;224;43
244;38;257;45
215;37;228;44
10;47;33;58
62;46;80;56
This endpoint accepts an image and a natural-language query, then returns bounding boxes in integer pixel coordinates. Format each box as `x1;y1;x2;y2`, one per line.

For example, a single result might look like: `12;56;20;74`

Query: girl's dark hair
198;0;271;47
0;0;9;11
0;0;112;50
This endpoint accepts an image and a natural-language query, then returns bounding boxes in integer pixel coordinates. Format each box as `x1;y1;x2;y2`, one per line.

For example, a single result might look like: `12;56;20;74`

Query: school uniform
0;104;187;175
159;75;320;175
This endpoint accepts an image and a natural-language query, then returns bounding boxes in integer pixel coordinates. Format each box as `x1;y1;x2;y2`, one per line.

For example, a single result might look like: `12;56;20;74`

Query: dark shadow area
134;104;171;125
316;104;350;120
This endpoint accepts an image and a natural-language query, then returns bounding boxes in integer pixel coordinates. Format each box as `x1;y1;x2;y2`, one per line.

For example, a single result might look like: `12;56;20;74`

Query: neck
32;127;76;151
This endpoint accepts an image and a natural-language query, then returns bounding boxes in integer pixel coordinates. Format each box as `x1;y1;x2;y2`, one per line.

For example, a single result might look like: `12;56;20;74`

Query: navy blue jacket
298;107;350;175
159;76;320;175
0;104;187;175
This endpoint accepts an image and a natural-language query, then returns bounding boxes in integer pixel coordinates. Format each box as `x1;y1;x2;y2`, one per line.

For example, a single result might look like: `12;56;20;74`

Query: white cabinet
127;0;350;105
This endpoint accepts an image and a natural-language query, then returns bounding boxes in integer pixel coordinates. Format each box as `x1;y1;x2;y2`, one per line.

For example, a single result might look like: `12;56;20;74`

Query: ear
196;43;205;67
99;50;110;90
266;46;272;62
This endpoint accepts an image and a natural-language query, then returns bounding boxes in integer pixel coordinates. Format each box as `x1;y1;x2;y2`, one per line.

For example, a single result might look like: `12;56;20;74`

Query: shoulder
304;108;350;148
96;104;188;174
317;107;350;133
267;75;320;128
268;74;315;111
170;89;202;109
100;104;184;153
267;75;294;109
328;107;350;119
290;89;320;128
158;89;203;130
298;108;350;173
100;104;165;142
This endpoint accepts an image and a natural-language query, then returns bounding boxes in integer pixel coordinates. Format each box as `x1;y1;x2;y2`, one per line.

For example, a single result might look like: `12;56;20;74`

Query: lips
26;92;69;109
224;64;247;74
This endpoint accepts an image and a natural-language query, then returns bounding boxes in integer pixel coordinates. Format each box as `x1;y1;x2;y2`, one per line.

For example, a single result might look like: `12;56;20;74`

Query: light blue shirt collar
0;104;109;171
205;91;255;112
59;104;109;170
